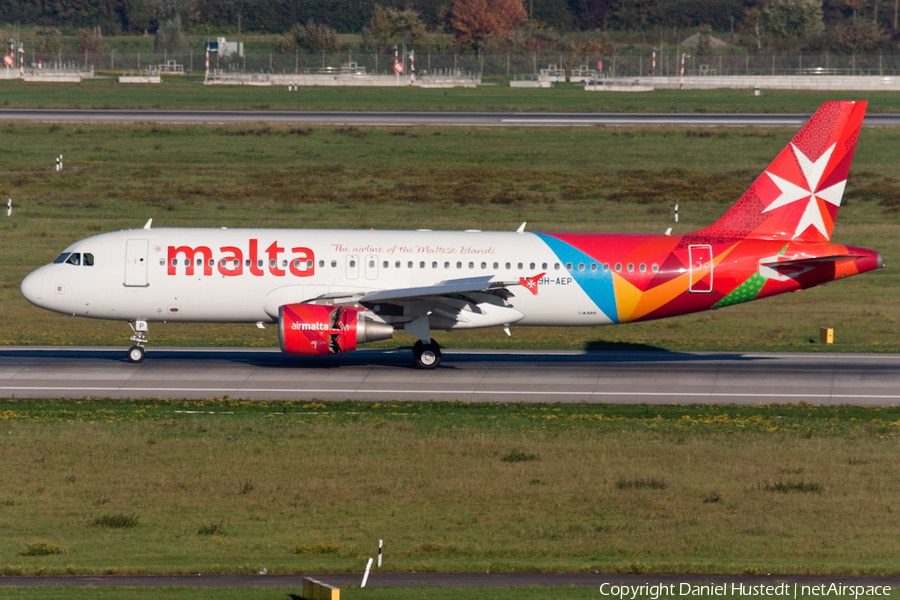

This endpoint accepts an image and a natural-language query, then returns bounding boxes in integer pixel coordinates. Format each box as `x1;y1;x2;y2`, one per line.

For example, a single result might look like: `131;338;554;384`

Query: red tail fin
696;101;866;243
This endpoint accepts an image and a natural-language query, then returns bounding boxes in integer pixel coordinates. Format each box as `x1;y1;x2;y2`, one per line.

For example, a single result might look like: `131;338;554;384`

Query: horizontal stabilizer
761;255;861;270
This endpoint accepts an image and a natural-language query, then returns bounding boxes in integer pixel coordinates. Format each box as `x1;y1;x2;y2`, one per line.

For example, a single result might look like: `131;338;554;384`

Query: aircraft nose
21;270;44;306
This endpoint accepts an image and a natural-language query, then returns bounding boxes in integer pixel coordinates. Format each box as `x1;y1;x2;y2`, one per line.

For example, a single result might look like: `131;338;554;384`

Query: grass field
0;122;897;352
6;586;899;600
4;78;900;113
1;400;899;578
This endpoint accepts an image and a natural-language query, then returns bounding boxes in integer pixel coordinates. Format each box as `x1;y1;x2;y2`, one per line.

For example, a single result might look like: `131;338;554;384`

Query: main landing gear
413;340;442;369
127;320;148;363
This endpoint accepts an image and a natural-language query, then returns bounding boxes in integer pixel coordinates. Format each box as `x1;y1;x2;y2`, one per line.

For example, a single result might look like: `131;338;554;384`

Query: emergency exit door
689;245;713;293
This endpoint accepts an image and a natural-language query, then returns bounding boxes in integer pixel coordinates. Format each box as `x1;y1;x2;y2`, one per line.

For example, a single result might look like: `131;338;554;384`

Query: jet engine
279;304;394;355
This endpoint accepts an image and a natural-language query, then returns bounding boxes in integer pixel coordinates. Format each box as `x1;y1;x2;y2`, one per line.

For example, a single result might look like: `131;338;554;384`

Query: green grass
5;78;900;113
0;122;897;352
8;587;900;600
0;588;300;600
1;399;900;576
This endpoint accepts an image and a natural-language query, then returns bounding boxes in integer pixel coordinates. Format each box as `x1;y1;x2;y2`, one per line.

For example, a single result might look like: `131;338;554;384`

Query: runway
1;346;899;404
3;108;900;127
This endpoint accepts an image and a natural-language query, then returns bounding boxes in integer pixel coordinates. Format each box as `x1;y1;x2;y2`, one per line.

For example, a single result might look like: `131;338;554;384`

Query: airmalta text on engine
167;239;315;277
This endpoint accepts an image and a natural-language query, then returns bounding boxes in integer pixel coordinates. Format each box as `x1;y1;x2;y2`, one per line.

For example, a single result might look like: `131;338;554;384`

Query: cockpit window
64;253;81;266
53;253;71;264
83;253;94;266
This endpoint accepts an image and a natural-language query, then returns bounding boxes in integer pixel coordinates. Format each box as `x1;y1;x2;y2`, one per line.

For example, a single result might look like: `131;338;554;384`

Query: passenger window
171;258;177;266
383;261;388;268
282;260;288;267
331;260;337;268
566;262;573;270
245;259;251;267
481;262;486;269
529;262;535;270
208;258;214;267
578;263;585;271
627;263;634;272
444;261;450;268
517;262;523;270
292;259;299;267
408;261;413;269
349;260;356;268
590;263;597;271
221;259;227;267
505;262;511;269
603;264;610;271
493;262;499;269
640;263;646;272
652;264;659;273
420;261;425;268
83;253;94;266
197;258;202;266
542;263;547;270
395;261;401;268
369;260;375;268
319;260;325;267
53;253;71;264
469;262;474;269
457;262;462;269
183;259;190;266
160;259;165;266
615;263;622;272
554;263;560;270
432;261;438;268
258;259;264;268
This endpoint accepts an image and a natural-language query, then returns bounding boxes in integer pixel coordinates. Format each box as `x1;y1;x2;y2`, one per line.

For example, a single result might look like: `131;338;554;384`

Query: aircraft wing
310;275;525;328
362;276;517;302
313;275;518;304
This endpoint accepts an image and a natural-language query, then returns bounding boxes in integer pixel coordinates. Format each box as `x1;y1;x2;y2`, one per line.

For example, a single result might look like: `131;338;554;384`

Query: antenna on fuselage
143;218;153;230
516;222;527;233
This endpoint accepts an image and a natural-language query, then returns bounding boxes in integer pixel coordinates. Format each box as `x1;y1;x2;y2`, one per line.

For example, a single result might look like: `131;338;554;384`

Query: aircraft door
688;245;713;293
124;239;150;287
346;254;359;280
365;254;378;280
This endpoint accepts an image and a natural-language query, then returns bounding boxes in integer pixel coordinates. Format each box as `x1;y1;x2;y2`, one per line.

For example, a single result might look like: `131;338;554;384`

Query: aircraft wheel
127;345;146;364
413;341;441;369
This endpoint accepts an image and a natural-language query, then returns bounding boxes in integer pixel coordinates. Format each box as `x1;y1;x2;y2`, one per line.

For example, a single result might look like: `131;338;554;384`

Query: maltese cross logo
763;143;846;240
519;272;545;296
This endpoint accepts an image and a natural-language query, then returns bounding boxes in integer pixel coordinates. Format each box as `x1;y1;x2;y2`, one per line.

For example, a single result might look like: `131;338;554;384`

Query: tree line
1;0;895;53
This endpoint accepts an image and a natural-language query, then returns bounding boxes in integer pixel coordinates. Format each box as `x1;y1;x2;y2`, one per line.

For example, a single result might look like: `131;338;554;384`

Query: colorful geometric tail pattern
694;100;866;244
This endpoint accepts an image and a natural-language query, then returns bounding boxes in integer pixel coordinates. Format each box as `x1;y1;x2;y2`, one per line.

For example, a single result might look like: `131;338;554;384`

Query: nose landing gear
127;320;148;363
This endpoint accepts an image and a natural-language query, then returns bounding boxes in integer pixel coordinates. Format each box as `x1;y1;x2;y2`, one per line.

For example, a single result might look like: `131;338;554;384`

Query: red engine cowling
279;304;394;355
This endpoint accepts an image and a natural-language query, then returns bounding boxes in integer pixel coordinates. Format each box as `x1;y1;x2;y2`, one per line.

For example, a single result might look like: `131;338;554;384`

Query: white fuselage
21;228;615;328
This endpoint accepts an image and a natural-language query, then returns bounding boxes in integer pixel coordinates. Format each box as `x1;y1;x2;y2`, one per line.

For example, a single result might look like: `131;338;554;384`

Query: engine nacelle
279;304;394;355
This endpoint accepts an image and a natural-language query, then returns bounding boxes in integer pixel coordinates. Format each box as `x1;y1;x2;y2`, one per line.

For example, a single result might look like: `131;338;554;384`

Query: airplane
20;100;882;369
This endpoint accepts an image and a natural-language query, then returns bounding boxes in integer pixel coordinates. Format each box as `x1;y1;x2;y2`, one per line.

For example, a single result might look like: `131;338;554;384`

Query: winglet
143;218;153;230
